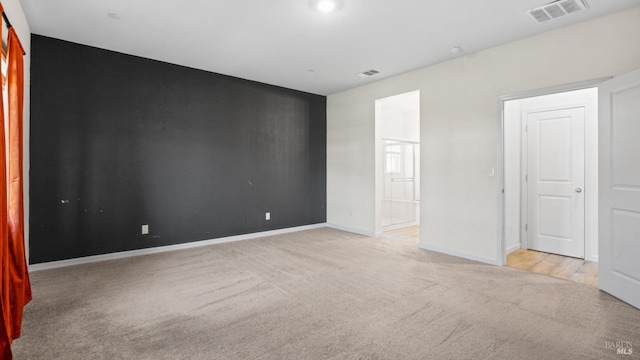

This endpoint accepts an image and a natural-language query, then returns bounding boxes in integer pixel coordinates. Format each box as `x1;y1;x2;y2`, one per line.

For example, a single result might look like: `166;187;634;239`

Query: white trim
506;243;521;255
520;113;529;252
29;223;327;272
498;77;611;102
419;242;499;266
326;223;376;237
381;137;420;144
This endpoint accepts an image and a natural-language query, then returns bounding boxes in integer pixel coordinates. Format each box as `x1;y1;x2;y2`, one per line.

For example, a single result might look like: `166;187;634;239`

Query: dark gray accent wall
29;35;326;264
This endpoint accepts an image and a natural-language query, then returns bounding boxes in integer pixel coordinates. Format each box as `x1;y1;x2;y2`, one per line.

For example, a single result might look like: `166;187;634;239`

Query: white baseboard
29;223;327;272
326;223;376;237
506;244;521;255
419;242;499;266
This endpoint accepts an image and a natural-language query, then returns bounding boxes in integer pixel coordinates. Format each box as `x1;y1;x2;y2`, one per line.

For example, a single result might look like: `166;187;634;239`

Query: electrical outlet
265;212;271;221
142;224;149;235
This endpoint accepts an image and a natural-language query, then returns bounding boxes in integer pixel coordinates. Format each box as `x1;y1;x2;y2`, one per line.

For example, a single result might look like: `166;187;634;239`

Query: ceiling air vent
528;0;588;24
357;69;380;78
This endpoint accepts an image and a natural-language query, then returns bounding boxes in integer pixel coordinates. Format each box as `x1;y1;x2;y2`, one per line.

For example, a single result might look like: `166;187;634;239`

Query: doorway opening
498;70;640;308
500;85;599;284
375;90;420;236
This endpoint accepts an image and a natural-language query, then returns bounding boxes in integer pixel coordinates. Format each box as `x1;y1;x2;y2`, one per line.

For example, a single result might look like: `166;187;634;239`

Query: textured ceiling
20;0;640;95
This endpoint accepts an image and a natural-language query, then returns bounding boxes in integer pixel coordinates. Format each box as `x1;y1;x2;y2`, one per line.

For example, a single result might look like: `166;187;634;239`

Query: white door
599;69;640;309
527;107;585;258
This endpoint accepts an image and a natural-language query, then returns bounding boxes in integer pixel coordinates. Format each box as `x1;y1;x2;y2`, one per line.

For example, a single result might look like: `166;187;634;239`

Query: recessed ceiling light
450;46;463;54
107;13;120;20
311;0;343;13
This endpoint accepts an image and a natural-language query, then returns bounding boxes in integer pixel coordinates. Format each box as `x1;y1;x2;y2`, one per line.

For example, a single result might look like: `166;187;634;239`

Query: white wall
327;7;640;264
2;0;31;260
504;88;599;262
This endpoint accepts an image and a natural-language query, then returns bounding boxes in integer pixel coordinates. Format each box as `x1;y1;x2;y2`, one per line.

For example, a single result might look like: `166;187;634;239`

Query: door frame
496;77;610;266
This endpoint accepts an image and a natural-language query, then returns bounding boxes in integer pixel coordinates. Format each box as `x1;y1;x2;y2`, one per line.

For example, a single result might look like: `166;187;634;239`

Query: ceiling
20;0;639;95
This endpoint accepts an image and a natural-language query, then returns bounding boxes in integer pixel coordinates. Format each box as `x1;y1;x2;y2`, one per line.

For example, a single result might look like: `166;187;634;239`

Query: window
385;144;402;173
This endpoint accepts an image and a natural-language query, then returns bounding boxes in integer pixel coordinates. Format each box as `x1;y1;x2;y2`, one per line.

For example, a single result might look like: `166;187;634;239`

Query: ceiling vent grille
528;0;588;24
357;69;380;78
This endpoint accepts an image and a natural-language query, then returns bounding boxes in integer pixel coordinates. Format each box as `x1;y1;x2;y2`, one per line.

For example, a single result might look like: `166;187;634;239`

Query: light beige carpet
13;227;640;359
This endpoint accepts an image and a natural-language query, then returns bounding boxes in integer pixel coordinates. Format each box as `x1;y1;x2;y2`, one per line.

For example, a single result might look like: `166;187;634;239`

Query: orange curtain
7;24;31;339
0;4;31;358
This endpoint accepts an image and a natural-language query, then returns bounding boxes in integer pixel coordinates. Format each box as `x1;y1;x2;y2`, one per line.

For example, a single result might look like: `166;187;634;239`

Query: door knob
575;187;582;193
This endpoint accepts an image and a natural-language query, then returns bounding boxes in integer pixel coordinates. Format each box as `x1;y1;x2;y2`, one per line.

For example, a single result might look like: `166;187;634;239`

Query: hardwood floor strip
507;249;598;287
